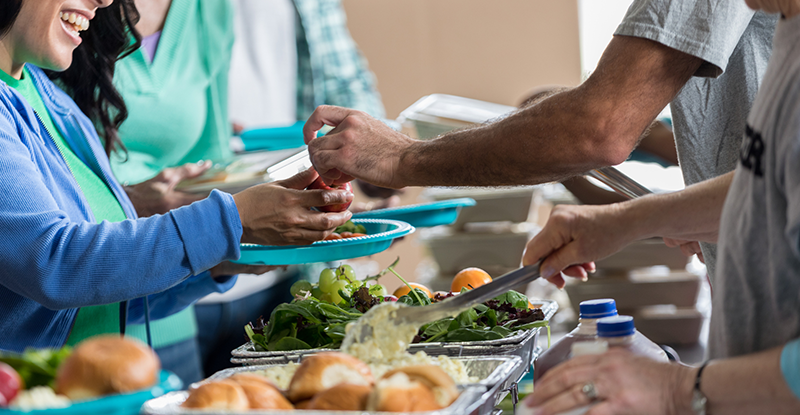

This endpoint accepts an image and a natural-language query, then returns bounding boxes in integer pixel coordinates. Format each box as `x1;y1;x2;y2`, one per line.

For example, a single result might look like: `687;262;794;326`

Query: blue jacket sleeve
0;122;242;310
126;272;238;324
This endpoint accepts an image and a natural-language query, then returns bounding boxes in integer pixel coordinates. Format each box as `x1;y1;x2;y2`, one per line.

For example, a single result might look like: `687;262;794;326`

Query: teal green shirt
0;67;127;345
111;0;235;348
110;0;234;184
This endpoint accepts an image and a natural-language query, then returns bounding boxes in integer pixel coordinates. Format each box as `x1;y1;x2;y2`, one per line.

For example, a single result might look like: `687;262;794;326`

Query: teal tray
234;219;414;265
1;370;182;415
352;198;476;228
240;122;306;152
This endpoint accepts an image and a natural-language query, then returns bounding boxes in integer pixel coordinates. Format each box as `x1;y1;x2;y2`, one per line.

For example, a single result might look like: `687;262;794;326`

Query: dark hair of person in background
0;0;142;157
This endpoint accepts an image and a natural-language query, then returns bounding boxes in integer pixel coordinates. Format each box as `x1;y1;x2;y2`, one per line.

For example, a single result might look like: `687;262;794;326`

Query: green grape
337;264;357;282
290;280;313;297
330;280;349;304
311;286;324;300
369;284;388;297
320;292;333;303
319;268;337;292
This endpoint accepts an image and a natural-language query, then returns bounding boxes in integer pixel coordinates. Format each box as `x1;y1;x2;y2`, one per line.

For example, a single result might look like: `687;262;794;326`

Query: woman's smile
59;10;92;44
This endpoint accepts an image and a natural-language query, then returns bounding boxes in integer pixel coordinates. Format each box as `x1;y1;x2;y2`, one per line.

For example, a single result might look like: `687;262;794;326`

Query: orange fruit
451;268;492;292
393;283;433;298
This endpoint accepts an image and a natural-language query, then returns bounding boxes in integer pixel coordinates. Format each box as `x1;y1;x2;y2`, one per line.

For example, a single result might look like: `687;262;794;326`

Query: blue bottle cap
579;299;618;319
597;315;636;337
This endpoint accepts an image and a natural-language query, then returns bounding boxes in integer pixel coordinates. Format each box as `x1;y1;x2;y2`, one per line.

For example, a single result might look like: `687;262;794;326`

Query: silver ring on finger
581;382;599;400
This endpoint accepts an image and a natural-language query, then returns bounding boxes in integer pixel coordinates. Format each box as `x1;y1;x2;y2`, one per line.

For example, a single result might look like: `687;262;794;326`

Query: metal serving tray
231;300;557;364
140;355;524;415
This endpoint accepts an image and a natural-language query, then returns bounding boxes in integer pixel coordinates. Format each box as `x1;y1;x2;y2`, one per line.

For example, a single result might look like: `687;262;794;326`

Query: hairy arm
305;36;701;188
398;36;701;186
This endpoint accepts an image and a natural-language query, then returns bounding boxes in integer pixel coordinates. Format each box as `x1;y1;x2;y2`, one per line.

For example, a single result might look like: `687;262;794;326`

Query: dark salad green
245;285;547;352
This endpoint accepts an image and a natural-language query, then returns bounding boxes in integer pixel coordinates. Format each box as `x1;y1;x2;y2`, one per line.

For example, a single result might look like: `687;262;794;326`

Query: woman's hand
210;262;285;280
522;349;694;415
522;204;642;288
124;161;212;217
233;168;353;246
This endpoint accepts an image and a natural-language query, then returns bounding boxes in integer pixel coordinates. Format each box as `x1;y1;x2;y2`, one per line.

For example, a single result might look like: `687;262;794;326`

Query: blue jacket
0;66;242;352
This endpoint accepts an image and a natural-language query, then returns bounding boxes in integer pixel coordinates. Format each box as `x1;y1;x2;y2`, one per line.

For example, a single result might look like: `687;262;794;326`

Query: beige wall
343;0;583;118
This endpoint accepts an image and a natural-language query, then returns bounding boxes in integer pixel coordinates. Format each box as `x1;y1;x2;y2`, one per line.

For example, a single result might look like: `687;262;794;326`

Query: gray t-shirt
711;16;800;359
616;1;778;280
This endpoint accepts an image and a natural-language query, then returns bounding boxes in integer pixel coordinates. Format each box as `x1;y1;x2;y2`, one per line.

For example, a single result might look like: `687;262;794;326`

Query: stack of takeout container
417;187;538;289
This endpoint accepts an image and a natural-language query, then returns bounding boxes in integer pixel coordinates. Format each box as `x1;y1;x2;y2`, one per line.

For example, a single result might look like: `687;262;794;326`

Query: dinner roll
306;384;372;411
294;399;313;410
235;379;294;410
228;373;280;389
55;335;159;400
381;365;459;407
287;352;373;402
367;372;441;412
181;380;249;410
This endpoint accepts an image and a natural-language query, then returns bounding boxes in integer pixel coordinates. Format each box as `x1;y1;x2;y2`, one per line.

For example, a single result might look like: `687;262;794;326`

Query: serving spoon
342;167;653;347
342;263;543;347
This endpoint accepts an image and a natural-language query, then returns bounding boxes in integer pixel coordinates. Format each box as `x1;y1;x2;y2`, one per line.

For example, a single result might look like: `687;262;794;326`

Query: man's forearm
623;171;734;242
397;36;702;187
697;347;800;415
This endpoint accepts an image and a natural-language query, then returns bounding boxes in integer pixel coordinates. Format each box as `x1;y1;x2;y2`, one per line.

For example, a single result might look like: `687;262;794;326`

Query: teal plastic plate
240;121;306;152
1;370;182;415
352;198;476;228
234;219;415;265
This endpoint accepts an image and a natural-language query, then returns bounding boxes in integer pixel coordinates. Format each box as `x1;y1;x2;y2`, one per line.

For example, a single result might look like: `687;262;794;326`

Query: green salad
245;261;548;352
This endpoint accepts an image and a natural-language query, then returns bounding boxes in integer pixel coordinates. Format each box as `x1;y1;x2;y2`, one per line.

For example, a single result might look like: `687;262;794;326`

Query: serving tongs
587;166;653;198
342;263;543;346
343;167;652;346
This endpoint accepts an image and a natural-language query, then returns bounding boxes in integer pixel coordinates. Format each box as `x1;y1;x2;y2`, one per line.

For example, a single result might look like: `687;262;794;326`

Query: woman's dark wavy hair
0;0;141;156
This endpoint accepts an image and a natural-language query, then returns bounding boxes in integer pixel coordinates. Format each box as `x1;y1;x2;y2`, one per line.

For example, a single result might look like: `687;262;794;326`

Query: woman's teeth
59;12;90;35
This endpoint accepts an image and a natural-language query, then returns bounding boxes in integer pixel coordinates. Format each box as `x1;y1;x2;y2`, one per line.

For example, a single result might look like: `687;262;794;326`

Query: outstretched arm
305;36;702;188
523;171;733;287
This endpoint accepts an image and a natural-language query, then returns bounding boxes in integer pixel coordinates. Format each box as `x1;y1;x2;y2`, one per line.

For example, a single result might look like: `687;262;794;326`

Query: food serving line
138;195;558;415
145;97;647;415
0;95;660;415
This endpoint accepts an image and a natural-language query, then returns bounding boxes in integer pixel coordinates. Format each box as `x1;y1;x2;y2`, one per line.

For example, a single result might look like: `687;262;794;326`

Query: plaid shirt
293;0;386;120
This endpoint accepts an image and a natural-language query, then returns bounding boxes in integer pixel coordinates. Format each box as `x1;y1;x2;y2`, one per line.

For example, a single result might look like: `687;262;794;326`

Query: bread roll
294;399;313;410
228;373;280;389
181;380;249;410
55;335;159;400
367;372;441;412
287;352;373;402
306;384;371;411
234;379;294;410
381;365;459;407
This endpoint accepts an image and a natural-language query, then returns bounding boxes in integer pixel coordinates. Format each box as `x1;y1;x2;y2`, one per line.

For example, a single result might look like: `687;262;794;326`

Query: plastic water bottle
549;341;609;415
597;315;668;361
533;299;618;381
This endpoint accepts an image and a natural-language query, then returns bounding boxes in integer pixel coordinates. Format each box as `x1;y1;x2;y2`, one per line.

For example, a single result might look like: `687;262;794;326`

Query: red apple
306;177;353;212
0;363;22;407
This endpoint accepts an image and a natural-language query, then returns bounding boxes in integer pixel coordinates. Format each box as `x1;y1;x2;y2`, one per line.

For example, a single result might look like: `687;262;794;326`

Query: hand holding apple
306;176;354;212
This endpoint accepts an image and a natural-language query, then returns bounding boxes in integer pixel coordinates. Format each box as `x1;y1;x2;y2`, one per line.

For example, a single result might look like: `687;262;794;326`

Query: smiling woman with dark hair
0;0;352;354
